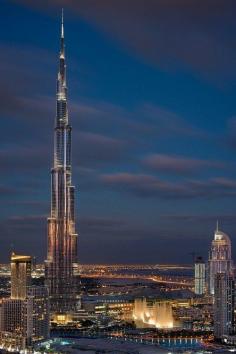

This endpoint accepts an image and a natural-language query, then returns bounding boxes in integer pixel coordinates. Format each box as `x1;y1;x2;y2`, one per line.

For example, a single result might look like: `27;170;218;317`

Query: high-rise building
194;256;206;295
10;253;32;300
208;224;233;295
214;273;235;339
25;286;50;344
0;291;50;349
0;298;26;350
0;298;24;333
0;255;50;351
45;11;78;315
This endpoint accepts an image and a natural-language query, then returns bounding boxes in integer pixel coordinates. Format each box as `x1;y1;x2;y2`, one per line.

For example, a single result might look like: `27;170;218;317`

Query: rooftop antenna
61;8;64;38
216;220;219;232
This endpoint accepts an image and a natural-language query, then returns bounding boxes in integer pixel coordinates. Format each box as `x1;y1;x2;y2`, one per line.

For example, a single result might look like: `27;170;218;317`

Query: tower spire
216;220;219;232
60;9;65;58
58;8;66;107
61;8;64;38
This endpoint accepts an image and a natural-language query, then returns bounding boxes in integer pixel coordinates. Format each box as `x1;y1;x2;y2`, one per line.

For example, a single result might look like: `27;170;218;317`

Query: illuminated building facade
25;286;50;343
45;12;78;314
0;292;49;349
0;331;26;352
208;225;233;295
194;256;206;295
0;255;49;351
11;253;32;300
0;299;24;334
214;273;235;339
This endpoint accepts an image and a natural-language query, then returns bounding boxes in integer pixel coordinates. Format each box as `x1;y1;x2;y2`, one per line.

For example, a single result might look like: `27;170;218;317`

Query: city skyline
1;1;236;263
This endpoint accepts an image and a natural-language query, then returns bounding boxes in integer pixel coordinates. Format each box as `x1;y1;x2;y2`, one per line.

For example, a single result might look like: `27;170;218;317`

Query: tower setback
45;11;78;315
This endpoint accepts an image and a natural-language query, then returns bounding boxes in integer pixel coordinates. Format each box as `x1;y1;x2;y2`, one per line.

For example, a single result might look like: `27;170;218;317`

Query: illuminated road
148;276;193;286
81;273;193;287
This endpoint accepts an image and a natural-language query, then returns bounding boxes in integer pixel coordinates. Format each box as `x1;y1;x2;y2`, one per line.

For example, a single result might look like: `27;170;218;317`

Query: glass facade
214;273;235;338
208;228;233;295
10;253;32;300
194;257;206;295
45;14;78;314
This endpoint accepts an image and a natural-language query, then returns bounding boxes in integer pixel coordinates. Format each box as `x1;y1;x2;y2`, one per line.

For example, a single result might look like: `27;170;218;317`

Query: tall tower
208;223;233;295
45;11;78;315
194;256;206;295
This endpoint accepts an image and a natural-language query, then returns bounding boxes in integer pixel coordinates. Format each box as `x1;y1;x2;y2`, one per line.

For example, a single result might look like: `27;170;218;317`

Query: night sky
1;1;236;264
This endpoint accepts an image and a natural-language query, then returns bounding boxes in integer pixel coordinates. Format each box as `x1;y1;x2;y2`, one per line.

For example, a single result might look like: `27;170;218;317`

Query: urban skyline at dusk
0;2;236;353
1;1;236;263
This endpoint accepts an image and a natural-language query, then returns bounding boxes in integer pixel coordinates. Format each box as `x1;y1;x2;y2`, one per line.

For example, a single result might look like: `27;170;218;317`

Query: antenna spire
61;8;64;38
60;9;65;58
216;220;219;232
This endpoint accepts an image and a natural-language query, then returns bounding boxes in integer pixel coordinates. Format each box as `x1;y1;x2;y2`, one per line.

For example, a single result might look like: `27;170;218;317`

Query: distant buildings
208;225;233;295
214;273;235;339
194;256;206;295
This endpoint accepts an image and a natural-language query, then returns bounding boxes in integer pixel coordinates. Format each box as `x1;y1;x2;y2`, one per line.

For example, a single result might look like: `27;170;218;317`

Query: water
157;337;202;349
133;298;174;328
35;336;203;353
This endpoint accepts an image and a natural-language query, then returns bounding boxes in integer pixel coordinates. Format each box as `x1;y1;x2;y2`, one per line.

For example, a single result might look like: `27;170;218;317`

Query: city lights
0;5;235;354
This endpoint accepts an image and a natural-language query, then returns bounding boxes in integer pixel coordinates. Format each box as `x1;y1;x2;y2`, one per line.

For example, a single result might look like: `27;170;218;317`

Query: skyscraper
0;255;49;351
214;273;235;339
11;253;32;300
45;11;78;315
0;299;24;334
194;256;206;295
208;224;233;295
25;286;50;343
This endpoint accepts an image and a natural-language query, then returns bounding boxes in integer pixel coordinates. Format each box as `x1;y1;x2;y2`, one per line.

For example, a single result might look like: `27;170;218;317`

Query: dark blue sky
1;0;236;263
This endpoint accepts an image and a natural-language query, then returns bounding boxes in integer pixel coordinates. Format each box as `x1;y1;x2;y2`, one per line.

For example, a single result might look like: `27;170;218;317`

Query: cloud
161;213;236;223
225;116;236;150
0;146;49;172
140;104;205;138
100;172;190;198
0;186;19;197
0;214;46;261
79;216;127;236
100;172;236;199
143;153;225;175
74;131;130;166
0;44;55;148
0;42;204;167
0;210;231;263
12;0;236;82
0;44;54;112
7;214;46;226
78;213;215;263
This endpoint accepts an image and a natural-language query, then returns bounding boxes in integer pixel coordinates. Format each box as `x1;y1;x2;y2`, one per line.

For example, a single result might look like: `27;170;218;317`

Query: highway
81;272;193;287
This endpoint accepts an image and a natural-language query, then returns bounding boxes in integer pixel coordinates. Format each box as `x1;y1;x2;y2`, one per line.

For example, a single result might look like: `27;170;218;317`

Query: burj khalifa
45;12;78;315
